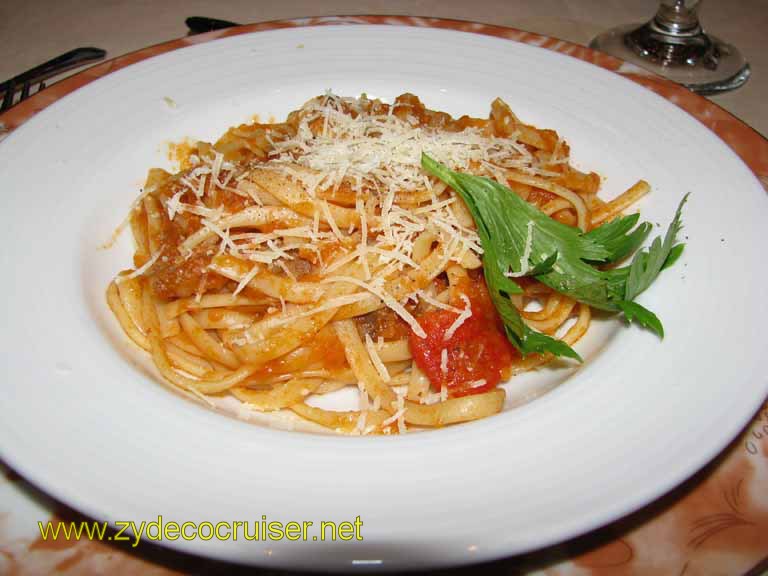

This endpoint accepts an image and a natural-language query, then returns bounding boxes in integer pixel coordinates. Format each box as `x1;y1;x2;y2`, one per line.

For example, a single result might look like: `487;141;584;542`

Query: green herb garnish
421;153;687;360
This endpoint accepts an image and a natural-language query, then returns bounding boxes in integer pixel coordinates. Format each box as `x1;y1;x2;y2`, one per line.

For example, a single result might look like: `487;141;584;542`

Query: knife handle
186;16;239;35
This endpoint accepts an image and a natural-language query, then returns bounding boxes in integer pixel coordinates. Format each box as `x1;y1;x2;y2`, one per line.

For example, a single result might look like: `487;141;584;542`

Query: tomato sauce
409;278;517;398
252;328;348;378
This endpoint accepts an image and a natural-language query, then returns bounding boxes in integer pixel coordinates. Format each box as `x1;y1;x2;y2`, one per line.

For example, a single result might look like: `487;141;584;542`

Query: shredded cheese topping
324;275;427;338
440;348;449;375
365;333;391;383
121;250;162;281
233;263;260;297
444;294;472;341
269;93;550;197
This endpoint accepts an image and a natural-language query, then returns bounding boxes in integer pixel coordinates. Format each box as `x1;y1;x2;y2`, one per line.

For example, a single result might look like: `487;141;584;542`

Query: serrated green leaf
616;300;664;337
624;193;689;301
585;214;653;263
421;154;687;358
661;243;685;271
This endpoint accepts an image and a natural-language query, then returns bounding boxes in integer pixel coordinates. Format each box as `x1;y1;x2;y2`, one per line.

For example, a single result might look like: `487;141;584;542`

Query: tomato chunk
409;279;517;397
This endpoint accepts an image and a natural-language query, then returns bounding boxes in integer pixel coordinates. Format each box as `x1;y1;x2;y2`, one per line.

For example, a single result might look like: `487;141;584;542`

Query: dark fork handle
1;83;14;111
186;16;239;35
0;47;106;102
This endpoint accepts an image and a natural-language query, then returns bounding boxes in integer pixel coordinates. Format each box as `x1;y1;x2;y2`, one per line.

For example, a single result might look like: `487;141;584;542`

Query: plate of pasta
1;22;766;570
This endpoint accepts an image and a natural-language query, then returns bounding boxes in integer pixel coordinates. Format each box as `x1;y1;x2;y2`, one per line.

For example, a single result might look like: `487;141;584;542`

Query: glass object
590;0;750;95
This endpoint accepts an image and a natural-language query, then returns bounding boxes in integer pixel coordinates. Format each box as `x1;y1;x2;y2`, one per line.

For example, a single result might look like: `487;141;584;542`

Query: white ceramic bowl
1;24;766;570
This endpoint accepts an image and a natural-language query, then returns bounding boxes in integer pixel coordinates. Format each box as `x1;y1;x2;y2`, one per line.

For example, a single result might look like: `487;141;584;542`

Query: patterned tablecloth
1;16;766;576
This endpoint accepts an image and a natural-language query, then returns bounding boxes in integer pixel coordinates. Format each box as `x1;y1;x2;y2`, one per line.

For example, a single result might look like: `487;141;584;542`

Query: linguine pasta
107;93;647;434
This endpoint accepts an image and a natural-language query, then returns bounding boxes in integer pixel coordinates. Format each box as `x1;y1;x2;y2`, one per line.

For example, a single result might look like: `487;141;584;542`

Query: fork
0;47;106;113
185;16;239;35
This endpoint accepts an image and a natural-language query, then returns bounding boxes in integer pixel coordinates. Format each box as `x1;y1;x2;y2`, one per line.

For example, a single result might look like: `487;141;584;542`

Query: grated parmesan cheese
232;263;260;297
443;293;472;341
319;200;343;241
121;250;162;281
356;197;371;280
396;393;407;434
440;348;449;375
381;408;405;428
416;289;463;314
354;411;367;435
364;333;390;383
248;293;370;332
269;93;537;202
323;275;426;338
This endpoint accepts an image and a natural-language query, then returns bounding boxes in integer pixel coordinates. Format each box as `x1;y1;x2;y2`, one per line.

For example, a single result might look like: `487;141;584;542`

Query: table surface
1;2;767;575
1;0;766;136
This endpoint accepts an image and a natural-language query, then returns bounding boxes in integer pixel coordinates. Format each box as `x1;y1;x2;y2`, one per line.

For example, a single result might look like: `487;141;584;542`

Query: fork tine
1;81;15;112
